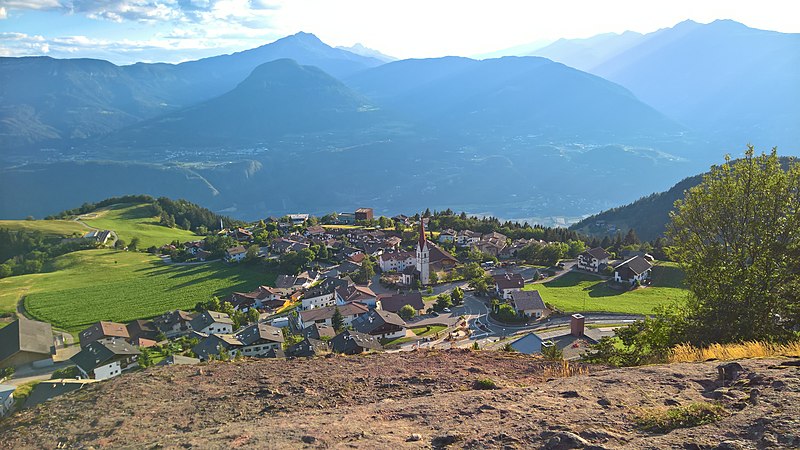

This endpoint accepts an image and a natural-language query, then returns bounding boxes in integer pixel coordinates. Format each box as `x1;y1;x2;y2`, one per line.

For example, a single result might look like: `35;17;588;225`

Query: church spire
418;216;427;250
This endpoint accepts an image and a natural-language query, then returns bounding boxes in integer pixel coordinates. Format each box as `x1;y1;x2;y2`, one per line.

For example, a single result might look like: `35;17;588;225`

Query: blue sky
1;0;798;64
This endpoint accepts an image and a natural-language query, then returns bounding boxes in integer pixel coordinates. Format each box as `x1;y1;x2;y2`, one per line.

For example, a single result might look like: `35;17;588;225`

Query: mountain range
0;20;797;222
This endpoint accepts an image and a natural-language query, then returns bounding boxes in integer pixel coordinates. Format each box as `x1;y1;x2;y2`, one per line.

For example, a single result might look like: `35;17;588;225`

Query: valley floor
2;351;798;449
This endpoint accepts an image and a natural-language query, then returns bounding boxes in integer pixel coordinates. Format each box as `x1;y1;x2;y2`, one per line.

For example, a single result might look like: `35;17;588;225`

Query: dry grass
669;341;800;363
542;360;590;379
634;401;726;433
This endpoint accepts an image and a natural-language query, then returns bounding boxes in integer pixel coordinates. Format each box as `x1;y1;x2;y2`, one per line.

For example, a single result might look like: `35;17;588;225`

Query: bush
635;402;726;433
50;365;80;379
473;378;499;390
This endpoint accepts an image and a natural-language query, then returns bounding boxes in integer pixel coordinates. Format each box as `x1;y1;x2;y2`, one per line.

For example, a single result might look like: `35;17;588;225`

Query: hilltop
2;350;798;449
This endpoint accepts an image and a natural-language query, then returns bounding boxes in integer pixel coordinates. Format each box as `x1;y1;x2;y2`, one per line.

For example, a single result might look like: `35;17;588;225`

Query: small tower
416;216;430;285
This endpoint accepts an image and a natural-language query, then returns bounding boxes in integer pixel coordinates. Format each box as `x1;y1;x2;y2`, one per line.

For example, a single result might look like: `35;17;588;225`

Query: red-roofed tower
416;216;430;285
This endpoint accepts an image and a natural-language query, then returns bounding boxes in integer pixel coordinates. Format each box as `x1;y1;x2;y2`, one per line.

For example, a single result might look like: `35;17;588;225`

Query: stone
559;390;580;398
718;362;744;384
542;431;590;449
597;398;611;407
301;435;316;444
749;388;760;405
407;433;422;442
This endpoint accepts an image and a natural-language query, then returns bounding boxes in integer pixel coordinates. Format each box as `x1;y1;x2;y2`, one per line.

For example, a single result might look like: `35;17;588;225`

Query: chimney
570;314;585;337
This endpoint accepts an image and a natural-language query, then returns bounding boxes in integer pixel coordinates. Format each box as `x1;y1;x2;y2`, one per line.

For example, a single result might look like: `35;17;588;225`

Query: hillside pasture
0;249;275;333
0;219;88;238
523;262;687;315
79;203;198;248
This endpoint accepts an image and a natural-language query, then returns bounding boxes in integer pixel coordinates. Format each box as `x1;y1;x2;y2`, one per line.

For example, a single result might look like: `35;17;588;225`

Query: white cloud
0;6;7;18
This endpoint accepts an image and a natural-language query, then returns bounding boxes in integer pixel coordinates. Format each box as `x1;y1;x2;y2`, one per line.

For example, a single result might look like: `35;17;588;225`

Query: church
378;217;459;286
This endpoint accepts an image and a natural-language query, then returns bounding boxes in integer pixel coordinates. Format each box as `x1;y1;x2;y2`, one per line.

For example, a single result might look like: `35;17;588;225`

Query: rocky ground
1;350;799;449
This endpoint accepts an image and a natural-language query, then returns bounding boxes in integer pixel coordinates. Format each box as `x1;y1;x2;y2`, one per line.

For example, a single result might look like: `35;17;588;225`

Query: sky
1;0;798;64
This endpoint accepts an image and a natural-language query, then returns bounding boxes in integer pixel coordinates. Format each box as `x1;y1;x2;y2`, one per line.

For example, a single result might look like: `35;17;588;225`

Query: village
0;207;660;416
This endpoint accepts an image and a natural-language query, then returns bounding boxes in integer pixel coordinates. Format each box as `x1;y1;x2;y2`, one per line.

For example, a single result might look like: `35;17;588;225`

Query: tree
451;286;464;305
128;237;141;252
398;304;416;320
245;244;260;262
332;307;345;332
429;271;439;284
434;294;452;311
354;256;375;284
317;244;329;260
247;308;260;324
667;148;800;344
541;343;564;361
115;239;127;250
623;228;640;246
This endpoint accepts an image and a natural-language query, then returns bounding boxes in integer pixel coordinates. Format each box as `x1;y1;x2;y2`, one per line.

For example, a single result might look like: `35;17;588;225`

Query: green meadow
0;249;275;334
79;203;199;249
0;219;88;237
522;262;687;315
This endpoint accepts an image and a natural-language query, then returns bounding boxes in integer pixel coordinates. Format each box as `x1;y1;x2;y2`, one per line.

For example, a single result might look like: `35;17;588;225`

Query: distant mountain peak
336;43;397;62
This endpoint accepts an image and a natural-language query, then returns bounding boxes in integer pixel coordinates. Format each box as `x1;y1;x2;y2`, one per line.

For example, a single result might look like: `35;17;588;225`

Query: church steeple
418;216;427;250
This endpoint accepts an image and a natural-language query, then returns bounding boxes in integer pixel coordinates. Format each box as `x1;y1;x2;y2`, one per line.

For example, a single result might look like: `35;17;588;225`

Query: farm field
0;249;275;333
522;262;688;315
0;219;88;237
79;203;198;249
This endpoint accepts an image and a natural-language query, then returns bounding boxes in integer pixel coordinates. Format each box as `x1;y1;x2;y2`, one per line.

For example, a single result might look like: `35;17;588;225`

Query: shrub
634;402;726;433
502;343;516;352
50;365;80;379
473;378;498;390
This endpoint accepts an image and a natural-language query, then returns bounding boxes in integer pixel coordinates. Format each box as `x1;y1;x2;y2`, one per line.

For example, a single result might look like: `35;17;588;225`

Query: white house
456;230;481;247
236;323;285;358
70;338;140;381
614;256;653;285
438;229;457;243
351;309;407;340
509;290;547;319
378;251;415;272
298;302;369;328
492;273;525;299
577;247;611;273
225;246;247;263
189;311;234;335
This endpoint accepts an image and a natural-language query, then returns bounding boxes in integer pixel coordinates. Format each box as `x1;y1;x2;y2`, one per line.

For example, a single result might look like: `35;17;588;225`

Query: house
376;292;425;315
304;225;327;238
275;274;300;289
79;321;130;348
126;320;159;342
155;355;200;366
354;208;374;221
302;323;336;340
196;249;213;261
336;284;378;307
152;310;195;338
438;229;457;243
84;230;112;245
225;245;247;263
227;285;286;311
298;302;369;328
286;337;330;358
509;290;547;318
0;384;14;417
331;330;383;355
614;256;654;285
352;309;407;340
577;247;611;273
392;214;411;226
378;251;416;273
474;231;508;257
301;277;350;310
189;311;234;335
509;333;544;354
492;273;525;299
184;240;205;254
0;318;53;370
22;378;97;410
288;214;309;225
235;323;285;357
456;230;481;247
192;334;243;361
71;338;140;380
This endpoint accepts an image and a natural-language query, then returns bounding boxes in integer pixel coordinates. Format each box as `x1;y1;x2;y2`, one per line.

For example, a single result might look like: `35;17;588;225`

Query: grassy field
0;219;88;237
80;203;198;249
410;325;447;337
522;262;687;315
0;249;275;333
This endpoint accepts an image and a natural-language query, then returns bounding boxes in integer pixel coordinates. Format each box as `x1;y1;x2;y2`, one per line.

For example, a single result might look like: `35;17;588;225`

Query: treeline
420;209;584;243
47;195;240;233
0;229;98;278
